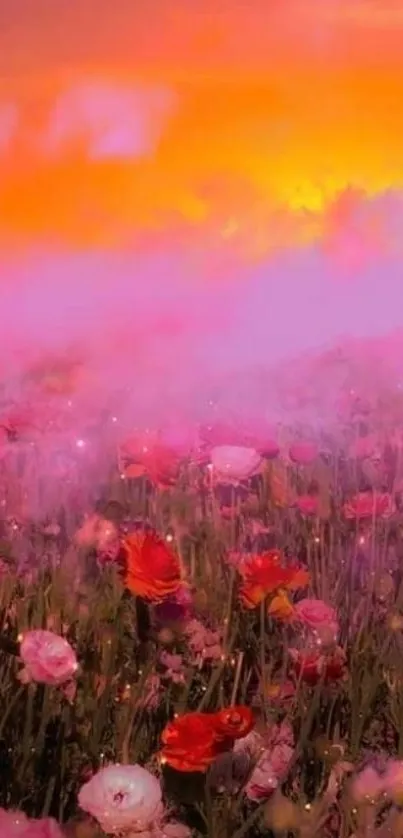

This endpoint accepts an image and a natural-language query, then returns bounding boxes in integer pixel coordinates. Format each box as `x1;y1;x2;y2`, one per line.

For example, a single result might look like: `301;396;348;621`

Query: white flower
78;764;163;834
210;446;261;482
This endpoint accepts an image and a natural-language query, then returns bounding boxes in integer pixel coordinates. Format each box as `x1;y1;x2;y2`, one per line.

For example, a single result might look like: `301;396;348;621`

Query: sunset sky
0;0;402;426
1;0;402;251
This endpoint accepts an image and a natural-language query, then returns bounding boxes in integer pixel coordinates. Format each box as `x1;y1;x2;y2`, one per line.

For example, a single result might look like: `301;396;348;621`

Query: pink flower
78;764;163;834
294;598;339;645
160;652;185;684
343;491;394;520
350;765;385;804
184;619;222;662
289;442;318;465
382;759;403;803
0;810;62;838
19;630;78;686
161;822;192;838
210;445;262;482
245;740;294;800
0;809;29;836
235;722;294;800
294;496;318;516
246;748;294;800
74;514;118;551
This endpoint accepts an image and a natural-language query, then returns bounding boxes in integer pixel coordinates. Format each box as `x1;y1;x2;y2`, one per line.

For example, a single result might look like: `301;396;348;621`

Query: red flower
290;647;346;686
294;495;319;516
343;491;394;520
239;551;309;609
119;436;181;488
122;530;182;602
214;706;254;740
143;444;182;488
161;707;254;772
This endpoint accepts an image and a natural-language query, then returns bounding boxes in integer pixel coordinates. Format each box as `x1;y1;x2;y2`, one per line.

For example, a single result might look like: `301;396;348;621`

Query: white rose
210;446;261;482
78;764;163;834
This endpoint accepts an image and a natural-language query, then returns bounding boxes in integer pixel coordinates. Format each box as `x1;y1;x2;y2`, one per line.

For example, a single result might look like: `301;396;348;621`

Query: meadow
1;392;403;838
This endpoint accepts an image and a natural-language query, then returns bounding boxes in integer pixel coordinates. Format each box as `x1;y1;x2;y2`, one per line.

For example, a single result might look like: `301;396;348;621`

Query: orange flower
268;590;295;621
286;566;311;591
122;530;182;602
161;706;254;772
239;551;309;609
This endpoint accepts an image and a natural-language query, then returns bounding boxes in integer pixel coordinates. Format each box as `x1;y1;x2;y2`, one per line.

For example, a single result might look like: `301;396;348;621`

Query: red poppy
239;551;309;609
161;706;254;772
144;444;182;488
290;647;346;686
122;530;182;601
294;495;319;516
343;491;394;520
119;437;181;488
213;706;254;739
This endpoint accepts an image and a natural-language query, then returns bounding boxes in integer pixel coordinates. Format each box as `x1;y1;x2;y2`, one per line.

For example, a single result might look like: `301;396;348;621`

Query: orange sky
0;0;402;252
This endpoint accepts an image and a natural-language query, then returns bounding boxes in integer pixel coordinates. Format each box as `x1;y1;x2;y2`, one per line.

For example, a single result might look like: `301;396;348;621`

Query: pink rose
350;765;385;804
236;721;294;800
245;743;294;800
294;598;339;645
0;810;62;838
78;764;163;834
19;630;78;686
289;442;317;465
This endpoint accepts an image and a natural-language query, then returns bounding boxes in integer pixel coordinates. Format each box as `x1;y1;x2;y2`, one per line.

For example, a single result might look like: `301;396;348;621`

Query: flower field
2;403;403;838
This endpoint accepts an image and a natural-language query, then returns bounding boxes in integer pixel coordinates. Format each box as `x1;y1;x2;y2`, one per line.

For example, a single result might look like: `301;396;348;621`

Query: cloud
0;102;18;153
43;81;177;160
